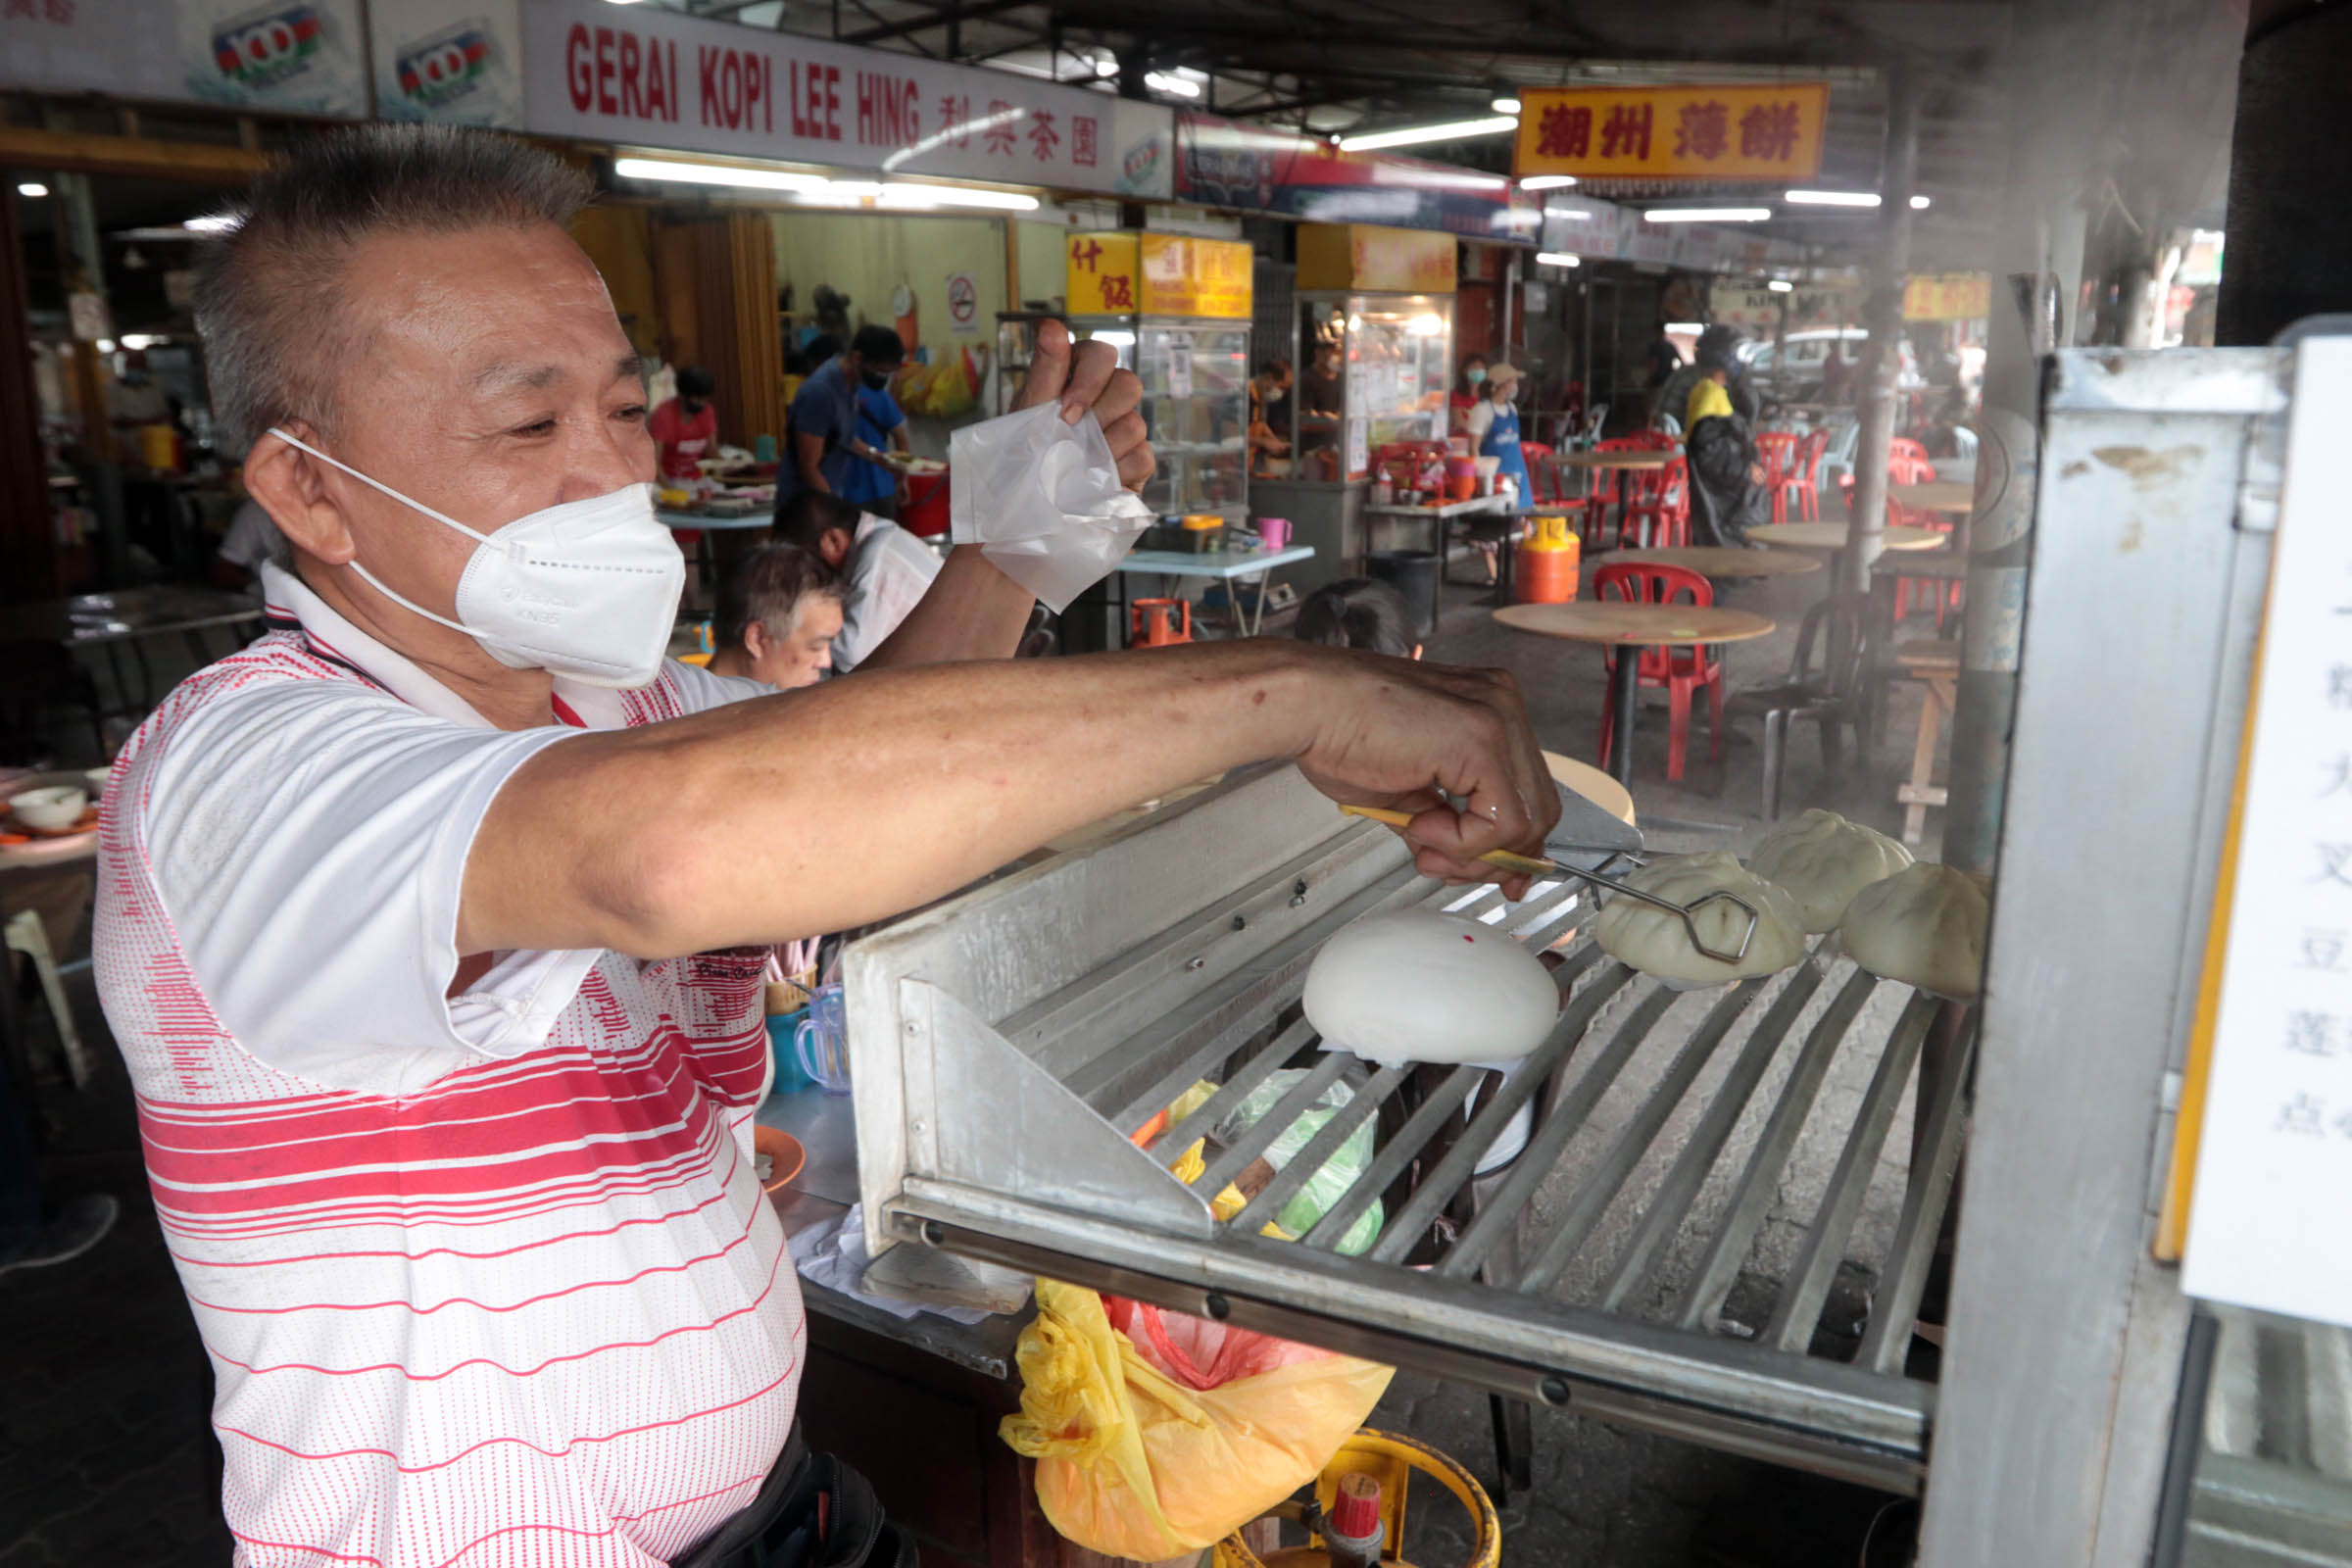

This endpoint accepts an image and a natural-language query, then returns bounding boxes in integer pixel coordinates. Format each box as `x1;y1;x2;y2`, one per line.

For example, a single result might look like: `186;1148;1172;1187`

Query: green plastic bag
1218;1071;1383;1254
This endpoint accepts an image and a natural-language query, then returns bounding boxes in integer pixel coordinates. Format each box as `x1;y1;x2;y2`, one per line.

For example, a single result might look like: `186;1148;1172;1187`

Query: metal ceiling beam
835;0;1040;49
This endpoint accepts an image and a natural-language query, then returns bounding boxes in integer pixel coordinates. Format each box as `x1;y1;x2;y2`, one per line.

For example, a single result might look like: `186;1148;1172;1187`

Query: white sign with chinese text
2183;335;2352;1329
519;0;1172;199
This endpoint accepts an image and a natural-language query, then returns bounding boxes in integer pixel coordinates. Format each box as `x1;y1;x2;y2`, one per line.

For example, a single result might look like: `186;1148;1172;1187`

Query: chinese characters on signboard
1902;272;1993;321
1065;232;1141;316
1513;83;1830;181
2182;335;2352;1329
521;0;1171;198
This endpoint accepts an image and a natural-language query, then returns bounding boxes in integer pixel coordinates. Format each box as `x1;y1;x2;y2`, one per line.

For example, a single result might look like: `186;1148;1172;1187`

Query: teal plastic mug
794;983;851;1095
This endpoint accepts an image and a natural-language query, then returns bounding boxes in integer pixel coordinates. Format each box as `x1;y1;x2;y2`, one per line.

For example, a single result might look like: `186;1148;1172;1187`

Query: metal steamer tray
844;764;1973;1493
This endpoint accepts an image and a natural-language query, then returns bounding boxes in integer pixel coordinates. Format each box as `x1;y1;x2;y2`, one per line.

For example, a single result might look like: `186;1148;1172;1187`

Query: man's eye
616;405;649;421
514;418;558;437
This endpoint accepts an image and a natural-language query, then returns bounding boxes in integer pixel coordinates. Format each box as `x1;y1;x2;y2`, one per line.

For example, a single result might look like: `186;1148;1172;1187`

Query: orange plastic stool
1131;598;1193;647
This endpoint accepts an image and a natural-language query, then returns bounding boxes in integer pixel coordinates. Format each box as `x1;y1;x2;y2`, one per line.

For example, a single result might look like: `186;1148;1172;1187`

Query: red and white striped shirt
95;564;803;1566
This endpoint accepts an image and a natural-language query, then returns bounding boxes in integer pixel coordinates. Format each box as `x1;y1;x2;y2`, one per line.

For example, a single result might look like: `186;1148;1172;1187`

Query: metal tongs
1339;804;1761;964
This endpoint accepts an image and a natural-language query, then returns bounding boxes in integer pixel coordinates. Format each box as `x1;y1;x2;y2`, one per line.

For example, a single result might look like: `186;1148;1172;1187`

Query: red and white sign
519;0;1171;198
945;270;978;333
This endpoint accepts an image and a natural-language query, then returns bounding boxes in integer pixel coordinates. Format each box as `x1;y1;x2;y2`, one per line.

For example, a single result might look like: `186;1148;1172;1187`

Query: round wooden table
1590;546;1821;579
1746;522;1946;552
1889;480;1975;515
1544;750;1636;826
1496;601;1778;786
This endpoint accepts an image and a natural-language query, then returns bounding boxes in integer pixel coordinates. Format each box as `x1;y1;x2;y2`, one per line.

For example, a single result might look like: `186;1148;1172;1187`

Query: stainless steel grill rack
845;763;1969;1494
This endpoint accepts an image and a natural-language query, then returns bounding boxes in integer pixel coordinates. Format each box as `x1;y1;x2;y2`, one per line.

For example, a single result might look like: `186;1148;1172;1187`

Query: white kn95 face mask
270;428;685;688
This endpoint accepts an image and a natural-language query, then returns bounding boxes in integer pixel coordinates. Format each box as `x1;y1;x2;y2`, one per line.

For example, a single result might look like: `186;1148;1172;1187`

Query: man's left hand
1015;318;1153;492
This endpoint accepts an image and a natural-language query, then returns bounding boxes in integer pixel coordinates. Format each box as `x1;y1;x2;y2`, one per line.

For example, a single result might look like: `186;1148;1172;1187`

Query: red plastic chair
1592;560;1724;782
1754;432;1801;524
1520;442;1565;504
1622;457;1690;548
1792;429;1832;521
1580;436;1649;543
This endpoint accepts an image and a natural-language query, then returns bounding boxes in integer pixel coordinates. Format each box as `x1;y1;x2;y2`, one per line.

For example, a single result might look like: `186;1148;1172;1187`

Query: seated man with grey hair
93;123;1554;1566
707;542;845;690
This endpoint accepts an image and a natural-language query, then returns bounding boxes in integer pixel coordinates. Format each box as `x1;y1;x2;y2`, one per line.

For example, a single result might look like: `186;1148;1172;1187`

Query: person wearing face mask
649;364;720;486
94;126;1555;1568
1461;364;1530;581
707;543;846;690
1450;353;1489;435
777;323;906;505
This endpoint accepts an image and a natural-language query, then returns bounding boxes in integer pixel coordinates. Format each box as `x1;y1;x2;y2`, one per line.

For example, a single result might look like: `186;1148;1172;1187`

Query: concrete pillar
2217;3;2352;346
1839;69;1920;598
1938;17;2097;873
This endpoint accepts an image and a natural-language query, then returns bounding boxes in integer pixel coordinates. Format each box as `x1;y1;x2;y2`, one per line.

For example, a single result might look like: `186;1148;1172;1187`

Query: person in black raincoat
1681;348;1772;547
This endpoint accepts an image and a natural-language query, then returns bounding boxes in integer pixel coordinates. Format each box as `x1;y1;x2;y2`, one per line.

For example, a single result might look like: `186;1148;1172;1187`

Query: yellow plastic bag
1001;1280;1393;1561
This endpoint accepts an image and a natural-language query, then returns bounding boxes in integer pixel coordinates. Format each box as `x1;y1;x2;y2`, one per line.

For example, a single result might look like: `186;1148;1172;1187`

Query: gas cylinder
1514;513;1580;604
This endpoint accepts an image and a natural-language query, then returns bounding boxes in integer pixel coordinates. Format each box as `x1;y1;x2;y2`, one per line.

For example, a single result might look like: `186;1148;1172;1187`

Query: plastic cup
794;983;852;1095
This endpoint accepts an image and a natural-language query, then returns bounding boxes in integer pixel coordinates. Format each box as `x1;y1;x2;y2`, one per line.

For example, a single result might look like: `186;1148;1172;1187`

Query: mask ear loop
265;426;498;640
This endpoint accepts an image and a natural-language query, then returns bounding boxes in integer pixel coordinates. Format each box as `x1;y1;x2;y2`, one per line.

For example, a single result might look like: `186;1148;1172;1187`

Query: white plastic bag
949;402;1154;612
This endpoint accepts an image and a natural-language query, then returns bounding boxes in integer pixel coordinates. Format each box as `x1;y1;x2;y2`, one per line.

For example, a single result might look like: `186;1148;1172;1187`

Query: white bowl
83;765;112;799
9;785;87;832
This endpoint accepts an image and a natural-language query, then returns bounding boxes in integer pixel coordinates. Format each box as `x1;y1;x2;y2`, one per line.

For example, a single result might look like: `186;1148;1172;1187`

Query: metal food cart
837;337;2352;1562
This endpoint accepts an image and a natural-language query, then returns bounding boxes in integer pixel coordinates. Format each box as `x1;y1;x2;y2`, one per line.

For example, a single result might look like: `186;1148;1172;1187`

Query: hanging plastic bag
1001;1280;1393;1562
948;402;1153;612
1217;1070;1384;1254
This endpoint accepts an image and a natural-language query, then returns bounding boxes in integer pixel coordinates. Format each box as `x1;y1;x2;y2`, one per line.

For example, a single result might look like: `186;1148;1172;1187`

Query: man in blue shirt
778;323;905;503
837;373;909;515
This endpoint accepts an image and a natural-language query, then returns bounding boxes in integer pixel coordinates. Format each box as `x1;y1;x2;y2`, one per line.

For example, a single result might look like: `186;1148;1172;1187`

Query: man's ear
243;426;358;566
742;619;770;662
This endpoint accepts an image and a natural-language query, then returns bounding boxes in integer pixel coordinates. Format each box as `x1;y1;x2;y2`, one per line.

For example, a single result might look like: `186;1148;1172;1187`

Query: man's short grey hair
195;123;592;452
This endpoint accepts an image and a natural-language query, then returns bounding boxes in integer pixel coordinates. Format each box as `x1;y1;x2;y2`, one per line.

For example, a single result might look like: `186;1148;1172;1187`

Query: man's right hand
1283;646;1559;895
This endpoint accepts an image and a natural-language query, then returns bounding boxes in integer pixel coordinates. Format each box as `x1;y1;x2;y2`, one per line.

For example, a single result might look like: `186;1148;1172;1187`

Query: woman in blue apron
1464;362;1529;581
1469;362;1529;499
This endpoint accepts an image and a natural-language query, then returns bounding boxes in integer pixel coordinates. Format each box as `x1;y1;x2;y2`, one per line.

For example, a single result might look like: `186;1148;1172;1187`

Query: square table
1110;544;1318;640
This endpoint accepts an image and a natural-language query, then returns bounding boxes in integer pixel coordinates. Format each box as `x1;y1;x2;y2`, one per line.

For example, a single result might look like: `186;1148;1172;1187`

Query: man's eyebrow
616;353;646;385
472;361;566;393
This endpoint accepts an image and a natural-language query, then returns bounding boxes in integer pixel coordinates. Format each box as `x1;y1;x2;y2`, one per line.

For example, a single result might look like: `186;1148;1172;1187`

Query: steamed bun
1838;862;1991;1000
1746;809;1914;933
1593;851;1806;987
1302;911;1559;1065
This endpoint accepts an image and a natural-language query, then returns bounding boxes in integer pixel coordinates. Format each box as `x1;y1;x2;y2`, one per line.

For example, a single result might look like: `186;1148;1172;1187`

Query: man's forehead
346;224;627;368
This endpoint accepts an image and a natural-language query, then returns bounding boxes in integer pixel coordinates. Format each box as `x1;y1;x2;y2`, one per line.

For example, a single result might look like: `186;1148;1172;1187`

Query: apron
1479;401;1529;497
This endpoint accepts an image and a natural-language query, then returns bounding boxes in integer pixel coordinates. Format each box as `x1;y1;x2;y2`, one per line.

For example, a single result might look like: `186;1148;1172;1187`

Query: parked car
1740;328;1924;405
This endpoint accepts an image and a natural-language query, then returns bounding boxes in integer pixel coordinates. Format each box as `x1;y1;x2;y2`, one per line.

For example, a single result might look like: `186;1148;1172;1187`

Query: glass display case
1074;318;1251;518
1272;293;1453;485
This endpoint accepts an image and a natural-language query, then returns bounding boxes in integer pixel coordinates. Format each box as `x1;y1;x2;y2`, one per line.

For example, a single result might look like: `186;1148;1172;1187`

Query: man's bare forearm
857;546;1035;669
461;641;1321;958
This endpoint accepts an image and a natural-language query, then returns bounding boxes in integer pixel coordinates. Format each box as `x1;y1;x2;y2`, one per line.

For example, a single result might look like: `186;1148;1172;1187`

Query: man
835;369;909;515
707;542;844;690
651;364;720;485
774;490;940;674
777;324;906;504
98;124;1550;1567
1683;348;1770;547
104;346;173;460
1247;357;1292;475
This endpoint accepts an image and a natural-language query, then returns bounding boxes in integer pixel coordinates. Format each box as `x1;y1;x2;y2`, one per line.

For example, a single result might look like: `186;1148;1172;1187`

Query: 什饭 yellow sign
1514;83;1830;181
1066;231;1142;316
